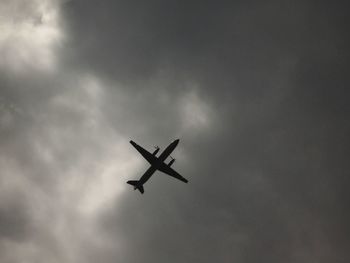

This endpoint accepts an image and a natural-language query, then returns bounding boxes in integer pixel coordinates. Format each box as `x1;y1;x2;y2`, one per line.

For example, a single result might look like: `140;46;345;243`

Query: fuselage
137;139;179;186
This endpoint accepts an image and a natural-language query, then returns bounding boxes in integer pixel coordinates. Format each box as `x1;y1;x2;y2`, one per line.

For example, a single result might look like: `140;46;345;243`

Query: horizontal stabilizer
127;180;138;186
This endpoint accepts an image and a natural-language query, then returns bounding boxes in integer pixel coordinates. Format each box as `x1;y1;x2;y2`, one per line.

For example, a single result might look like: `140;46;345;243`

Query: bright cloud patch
36;75;137;214
179;90;213;133
0;0;63;72
0;73;137;262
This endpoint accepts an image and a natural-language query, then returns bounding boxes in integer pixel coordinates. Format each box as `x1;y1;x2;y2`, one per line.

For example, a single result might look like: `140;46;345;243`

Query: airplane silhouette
127;139;188;194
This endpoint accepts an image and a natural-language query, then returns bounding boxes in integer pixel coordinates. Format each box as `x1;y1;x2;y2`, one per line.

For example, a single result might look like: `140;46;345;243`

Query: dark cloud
0;195;32;241
1;0;349;262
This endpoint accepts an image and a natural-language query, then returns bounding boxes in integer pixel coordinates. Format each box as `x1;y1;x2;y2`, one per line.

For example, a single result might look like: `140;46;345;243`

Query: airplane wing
158;162;188;183
129;140;157;165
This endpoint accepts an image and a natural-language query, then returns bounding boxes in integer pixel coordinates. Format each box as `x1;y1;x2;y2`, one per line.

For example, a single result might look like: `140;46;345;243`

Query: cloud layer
0;1;349;262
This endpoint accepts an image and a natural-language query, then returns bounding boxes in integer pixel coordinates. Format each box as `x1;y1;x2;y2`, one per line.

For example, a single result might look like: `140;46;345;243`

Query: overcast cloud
0;0;349;262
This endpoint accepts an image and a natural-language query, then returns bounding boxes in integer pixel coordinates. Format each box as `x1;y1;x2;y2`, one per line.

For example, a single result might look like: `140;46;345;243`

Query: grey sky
0;0;349;262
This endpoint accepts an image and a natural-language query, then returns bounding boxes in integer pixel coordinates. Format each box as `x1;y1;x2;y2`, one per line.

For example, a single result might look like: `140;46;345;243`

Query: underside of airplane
127;139;188;194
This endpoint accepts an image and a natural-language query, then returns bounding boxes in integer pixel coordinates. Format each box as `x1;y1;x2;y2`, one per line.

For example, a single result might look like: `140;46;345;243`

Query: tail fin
127;180;144;194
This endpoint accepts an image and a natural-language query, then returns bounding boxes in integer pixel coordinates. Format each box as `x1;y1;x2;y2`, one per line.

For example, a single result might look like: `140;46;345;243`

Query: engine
153;147;159;155
168;158;175;166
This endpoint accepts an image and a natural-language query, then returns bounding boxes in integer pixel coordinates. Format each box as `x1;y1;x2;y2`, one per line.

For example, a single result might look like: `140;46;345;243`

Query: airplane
127;139;188;194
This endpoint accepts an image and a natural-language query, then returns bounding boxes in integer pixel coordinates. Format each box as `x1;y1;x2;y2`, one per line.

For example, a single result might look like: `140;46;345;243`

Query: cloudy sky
0;0;349;262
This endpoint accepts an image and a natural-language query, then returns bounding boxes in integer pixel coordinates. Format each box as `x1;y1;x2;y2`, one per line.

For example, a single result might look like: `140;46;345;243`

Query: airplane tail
127;180;144;194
